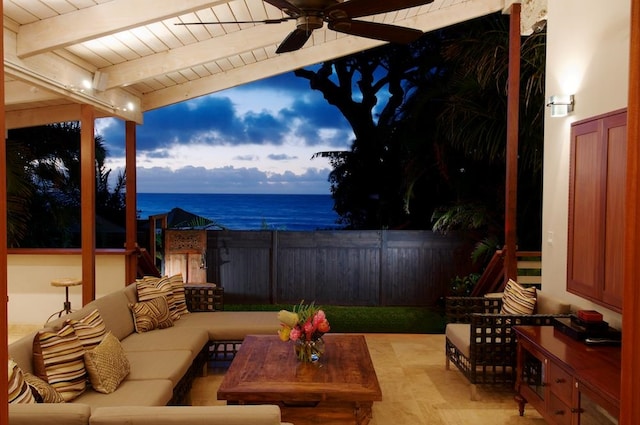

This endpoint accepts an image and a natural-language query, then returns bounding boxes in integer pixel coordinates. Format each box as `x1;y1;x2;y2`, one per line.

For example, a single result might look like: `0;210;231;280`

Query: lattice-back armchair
445;293;571;400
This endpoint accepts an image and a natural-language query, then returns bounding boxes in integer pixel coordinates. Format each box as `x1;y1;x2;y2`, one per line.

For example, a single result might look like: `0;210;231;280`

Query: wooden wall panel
204;230;472;306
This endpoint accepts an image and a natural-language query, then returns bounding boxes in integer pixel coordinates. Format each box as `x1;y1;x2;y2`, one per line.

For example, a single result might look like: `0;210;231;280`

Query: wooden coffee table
217;334;382;425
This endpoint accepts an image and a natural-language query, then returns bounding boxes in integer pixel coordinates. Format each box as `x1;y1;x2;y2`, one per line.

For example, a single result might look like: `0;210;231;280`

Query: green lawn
224;304;446;334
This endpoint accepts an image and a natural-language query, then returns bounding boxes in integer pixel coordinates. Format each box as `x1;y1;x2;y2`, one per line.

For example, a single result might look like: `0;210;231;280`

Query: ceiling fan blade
276;28;313;53
263;0;303;17
176;18;292;25
328;20;423;44
326;0;434;20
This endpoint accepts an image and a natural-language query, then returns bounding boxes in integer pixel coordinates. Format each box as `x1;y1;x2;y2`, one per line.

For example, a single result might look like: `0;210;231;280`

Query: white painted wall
8;254;127;325
541;0;630;329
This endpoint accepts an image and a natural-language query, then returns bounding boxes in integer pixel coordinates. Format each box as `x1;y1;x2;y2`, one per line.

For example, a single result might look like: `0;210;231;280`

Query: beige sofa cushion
174;311;280;341
120;327;208;354
87;290;135;341
126;350;193;386
9;403;91;425
91;405;284;425
72;379;173;410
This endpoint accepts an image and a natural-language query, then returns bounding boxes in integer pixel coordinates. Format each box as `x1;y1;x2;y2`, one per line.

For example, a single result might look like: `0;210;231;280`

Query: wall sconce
547;94;574;117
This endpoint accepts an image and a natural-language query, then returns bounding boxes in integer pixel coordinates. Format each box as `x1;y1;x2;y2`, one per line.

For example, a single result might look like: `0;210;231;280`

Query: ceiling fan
177;0;435;54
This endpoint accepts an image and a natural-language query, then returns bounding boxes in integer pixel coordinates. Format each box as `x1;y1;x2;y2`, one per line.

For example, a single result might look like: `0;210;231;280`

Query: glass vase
294;337;325;363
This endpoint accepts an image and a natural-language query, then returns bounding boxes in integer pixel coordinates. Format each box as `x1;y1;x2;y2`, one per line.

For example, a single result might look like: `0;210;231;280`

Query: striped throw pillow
65;308;106;351
501;279;537;315
84;332;130;394
23;372;65;403
8;359;36;404
168;273;189;316
129;296;174;333
32;324;86;401
137;276;180;321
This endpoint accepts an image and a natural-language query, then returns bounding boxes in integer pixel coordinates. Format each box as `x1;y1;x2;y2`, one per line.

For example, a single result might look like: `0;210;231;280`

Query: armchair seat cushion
445;323;470;358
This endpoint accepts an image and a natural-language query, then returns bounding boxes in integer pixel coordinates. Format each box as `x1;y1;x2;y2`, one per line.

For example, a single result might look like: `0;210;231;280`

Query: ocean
136;193;341;231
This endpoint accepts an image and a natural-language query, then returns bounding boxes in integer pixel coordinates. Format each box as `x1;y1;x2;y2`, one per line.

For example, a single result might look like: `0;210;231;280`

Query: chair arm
468;313;571;350
445;297;502;323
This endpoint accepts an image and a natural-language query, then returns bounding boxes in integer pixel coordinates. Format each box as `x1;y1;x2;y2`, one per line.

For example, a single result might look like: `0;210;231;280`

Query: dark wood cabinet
567;109;626;312
514;326;620;425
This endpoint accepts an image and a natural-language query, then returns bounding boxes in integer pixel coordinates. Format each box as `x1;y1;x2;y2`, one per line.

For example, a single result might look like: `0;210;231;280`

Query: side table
183;282;224;311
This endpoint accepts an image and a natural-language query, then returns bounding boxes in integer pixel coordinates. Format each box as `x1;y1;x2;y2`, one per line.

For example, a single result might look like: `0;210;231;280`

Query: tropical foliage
297;12;546;257
6;123;126;248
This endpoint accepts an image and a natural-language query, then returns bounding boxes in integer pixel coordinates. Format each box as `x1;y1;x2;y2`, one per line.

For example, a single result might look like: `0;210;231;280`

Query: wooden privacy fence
195;230;474;307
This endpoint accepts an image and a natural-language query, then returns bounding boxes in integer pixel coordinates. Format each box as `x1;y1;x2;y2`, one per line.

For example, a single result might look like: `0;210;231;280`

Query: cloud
268;154;298;161
130;165;331;194
97;71;353;194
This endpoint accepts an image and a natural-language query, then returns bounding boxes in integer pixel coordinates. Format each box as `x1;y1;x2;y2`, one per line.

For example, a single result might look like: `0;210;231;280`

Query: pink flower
313;310;326;326
289;327;302;341
303;320;315;340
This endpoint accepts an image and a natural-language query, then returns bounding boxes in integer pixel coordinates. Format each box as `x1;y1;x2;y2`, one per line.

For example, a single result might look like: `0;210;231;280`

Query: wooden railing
470;249;542;296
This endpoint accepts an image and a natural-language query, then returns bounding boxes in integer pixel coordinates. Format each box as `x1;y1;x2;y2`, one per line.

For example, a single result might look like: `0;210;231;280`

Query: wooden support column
1;0;8;419
621;1;640;423
80;105;96;305
504;3;521;282
125;121;138;284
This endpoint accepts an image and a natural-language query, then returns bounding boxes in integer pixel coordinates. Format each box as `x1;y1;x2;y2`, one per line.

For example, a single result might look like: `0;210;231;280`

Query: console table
513;326;620;425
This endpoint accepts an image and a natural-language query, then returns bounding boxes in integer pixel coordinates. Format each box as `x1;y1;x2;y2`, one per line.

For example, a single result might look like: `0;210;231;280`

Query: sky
97;72;355;195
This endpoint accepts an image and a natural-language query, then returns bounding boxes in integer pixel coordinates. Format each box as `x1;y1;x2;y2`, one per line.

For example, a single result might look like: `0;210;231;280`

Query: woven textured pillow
137;275;180;321
65;308;106;351
8;359;36;404
23;372;65;403
129;296;174;333
168;273;189;316
84;332;130;394
32;324;86;401
501;279;537;315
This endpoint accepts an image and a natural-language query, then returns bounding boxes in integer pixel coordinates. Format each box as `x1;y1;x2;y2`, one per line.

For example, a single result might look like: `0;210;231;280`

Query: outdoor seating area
444;282;572;400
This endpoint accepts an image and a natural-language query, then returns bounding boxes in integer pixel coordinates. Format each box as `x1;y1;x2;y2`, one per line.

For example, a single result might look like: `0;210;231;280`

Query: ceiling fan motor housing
296;15;324;30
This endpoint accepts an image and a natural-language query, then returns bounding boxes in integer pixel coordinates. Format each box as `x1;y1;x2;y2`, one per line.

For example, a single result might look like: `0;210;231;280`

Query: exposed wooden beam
80;105;96;305
4;80;59;104
142;0;503;110
16;0;232;58
504;3;521;282
5;104;83;129
1;0;8;420
125;121;138;284
621;1;640;423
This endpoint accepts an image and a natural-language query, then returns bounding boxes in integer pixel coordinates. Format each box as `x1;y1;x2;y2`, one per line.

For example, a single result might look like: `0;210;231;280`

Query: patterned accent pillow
32;324;87;401
137;275;180;321
23;372;65;403
501;279;537;315
65;308;106;351
168;273;189;316
84;332;130;394
129;296;174;333
8;359;36;404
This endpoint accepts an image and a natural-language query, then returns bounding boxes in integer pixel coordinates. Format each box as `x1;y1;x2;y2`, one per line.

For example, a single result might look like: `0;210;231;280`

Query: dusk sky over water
97;71;355;195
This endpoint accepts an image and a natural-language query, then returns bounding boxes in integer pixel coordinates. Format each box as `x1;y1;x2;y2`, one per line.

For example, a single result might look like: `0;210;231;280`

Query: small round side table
46;277;82;323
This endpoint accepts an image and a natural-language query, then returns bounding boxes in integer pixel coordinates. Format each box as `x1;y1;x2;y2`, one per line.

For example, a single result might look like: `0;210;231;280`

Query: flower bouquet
277;301;330;363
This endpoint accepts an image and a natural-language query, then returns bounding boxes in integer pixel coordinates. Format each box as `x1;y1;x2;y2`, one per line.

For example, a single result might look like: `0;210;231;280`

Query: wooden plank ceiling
3;0;505;127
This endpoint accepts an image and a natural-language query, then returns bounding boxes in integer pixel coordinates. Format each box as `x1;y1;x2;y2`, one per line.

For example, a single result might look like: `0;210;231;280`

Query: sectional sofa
8;276;290;425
